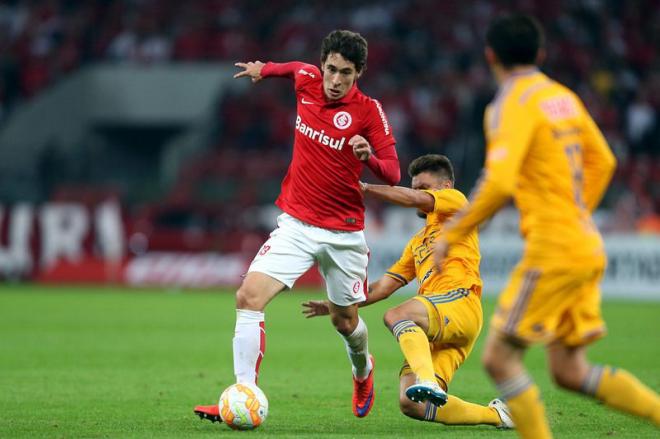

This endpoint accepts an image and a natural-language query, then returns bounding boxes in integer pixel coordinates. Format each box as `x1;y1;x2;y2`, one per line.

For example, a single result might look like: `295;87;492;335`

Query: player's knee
331;313;356;336
382;308;403;331
482;346;506;380
236;283;265;311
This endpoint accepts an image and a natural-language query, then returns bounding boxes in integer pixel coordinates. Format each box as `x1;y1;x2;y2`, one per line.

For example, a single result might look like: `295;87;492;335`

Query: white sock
233;309;265;384
339;316;372;381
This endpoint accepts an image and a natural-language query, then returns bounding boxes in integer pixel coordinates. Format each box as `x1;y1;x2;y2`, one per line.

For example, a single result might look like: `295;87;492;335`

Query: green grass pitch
1;285;659;438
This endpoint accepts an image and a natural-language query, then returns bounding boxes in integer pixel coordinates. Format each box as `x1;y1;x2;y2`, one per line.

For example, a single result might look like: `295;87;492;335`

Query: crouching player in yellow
303;154;513;429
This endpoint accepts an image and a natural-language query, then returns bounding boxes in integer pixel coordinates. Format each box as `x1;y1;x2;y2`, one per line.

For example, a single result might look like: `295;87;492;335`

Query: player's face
412;172;452;218
322;52;361;100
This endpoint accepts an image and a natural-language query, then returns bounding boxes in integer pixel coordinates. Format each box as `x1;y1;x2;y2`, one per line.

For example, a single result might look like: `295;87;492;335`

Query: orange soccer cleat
352;355;375;417
194;404;222;423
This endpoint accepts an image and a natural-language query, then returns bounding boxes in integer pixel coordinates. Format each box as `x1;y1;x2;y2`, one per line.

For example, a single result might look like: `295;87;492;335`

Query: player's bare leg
195;272;285;424
482;331;552;438
329;302;374;417
398;372;510;427
383;299;447;406
547;342;660;426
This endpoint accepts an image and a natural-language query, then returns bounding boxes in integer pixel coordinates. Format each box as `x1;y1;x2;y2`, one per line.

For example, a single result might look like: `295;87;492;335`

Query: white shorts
248;213;369;306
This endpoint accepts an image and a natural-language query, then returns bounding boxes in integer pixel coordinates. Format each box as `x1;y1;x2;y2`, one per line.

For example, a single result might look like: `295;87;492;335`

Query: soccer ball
218;383;268;430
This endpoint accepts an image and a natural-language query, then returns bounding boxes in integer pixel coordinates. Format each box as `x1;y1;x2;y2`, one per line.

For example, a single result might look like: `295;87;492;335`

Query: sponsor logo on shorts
258;245;271;256
333;111;352;130
353;281;361;295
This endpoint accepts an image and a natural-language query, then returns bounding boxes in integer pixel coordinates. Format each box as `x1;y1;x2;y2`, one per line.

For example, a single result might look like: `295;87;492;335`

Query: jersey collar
497;67;542;95
502;67;541;85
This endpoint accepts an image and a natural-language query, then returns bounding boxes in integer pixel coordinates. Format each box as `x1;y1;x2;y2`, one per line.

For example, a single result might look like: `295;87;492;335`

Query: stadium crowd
0;0;658;233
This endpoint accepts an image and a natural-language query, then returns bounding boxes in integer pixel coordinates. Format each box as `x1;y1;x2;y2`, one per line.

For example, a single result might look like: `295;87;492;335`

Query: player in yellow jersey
435;14;660;439
303;154;513;429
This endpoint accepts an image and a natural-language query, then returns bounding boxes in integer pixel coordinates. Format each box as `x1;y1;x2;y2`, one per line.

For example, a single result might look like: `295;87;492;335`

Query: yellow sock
391;320;435;382
584;365;660;426
425;395;501;425
497;373;552;439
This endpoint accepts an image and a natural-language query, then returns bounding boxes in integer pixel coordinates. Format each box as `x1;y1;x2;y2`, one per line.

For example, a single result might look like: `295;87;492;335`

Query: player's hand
350;135;372;162
234;61;265;83
434;238;450;270
302;300;330;318
359;181;368;193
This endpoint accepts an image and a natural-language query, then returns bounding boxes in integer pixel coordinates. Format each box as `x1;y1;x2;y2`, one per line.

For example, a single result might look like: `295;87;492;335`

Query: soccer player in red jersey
195;29;400;422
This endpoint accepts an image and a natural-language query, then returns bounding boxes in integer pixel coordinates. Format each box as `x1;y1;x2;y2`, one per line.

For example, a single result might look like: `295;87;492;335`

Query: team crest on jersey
333;111;352;130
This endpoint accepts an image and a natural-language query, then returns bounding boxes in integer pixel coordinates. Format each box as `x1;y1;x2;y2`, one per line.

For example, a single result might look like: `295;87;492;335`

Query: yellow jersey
444;69;616;268
385;189;482;297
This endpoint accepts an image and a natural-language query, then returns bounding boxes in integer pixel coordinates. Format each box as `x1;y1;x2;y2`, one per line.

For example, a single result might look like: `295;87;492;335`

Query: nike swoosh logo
301;98;316;105
356;389;374;416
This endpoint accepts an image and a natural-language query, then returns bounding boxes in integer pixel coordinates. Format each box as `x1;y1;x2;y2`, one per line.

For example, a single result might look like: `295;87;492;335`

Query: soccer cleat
352;355;375;417
489;398;515;429
194;404;222;424
405;379;448;407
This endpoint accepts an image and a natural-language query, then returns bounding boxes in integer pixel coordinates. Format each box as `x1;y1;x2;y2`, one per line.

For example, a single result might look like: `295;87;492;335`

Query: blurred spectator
107;9;170;62
0;0;658;233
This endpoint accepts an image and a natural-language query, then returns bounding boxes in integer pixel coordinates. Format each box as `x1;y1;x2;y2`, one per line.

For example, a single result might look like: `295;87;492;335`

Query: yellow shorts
400;288;483;389
491;262;606;346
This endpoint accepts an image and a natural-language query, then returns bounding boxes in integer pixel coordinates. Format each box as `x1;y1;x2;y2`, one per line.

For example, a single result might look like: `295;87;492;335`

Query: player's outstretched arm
361;182;434;213
235;61;309;84
301;277;403;318
361;276;404;307
234;61;265;83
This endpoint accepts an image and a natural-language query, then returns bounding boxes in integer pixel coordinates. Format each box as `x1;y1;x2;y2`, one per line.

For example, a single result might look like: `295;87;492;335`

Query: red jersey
261;61;400;231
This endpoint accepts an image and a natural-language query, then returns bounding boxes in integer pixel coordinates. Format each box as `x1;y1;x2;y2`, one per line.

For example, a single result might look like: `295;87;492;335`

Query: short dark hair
321;30;368;73
408;154;454;183
486;14;544;68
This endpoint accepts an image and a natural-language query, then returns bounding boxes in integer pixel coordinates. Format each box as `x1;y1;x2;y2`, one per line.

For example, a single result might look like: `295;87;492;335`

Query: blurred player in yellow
303;154;513;429
435;14;660;439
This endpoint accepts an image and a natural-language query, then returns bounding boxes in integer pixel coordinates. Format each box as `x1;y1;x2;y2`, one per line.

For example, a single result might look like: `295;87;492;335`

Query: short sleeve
384;238;416;285
422;189;468;216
